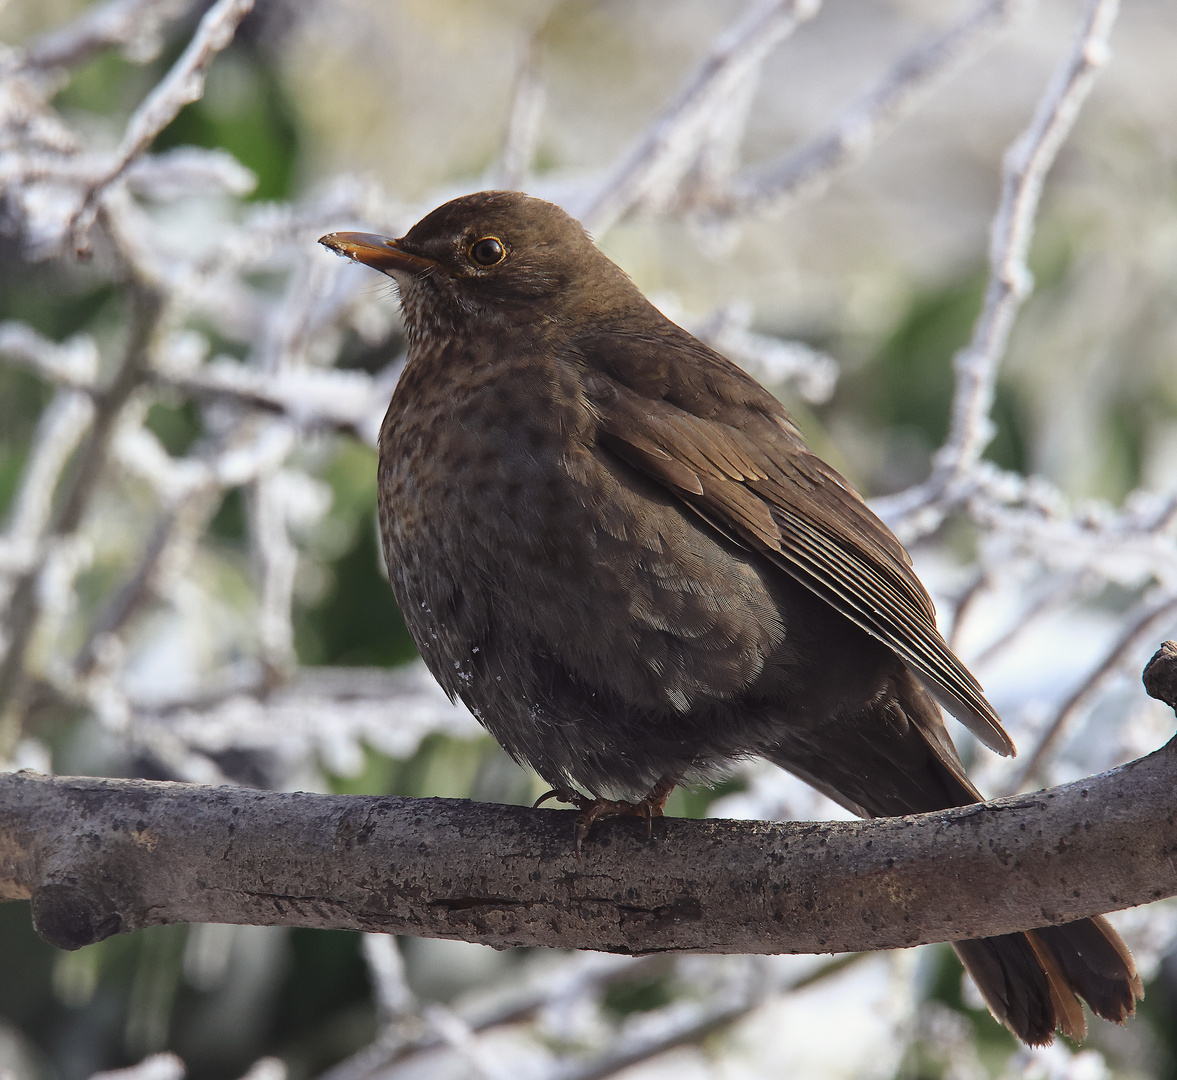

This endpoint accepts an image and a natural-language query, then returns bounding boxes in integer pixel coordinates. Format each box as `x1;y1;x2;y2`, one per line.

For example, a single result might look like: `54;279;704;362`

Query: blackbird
319;190;1141;1046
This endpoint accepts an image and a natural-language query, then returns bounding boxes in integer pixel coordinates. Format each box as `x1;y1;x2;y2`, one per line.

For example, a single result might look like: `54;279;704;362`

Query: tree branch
69;0;256;246
722;0;1025;215
3;643;1176;956
19;0;197;72
875;0;1121;533
572;0;822;234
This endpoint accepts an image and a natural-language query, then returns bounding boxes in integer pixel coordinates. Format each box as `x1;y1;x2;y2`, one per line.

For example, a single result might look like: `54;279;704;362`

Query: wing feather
580;335;1014;757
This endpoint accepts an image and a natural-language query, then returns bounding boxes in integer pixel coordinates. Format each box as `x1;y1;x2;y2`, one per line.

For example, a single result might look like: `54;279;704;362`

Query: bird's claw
572;795;661;851
532;778;676;852
570;777;677;852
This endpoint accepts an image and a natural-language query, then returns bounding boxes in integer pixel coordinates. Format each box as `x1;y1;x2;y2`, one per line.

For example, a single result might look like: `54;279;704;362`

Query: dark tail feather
1031;917;1143;1026
763;667;1143;1045
953;917;1141;1045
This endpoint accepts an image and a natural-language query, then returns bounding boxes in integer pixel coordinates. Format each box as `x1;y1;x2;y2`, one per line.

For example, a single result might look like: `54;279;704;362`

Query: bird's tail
952;918;1141;1044
762;667;1142;1045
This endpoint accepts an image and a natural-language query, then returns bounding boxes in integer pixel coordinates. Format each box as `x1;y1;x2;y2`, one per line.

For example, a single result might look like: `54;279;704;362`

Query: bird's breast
378;340;595;566
375;337;793;720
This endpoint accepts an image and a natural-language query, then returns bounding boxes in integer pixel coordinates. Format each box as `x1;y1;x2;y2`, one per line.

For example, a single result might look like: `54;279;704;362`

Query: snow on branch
69;0;256;247
877;0;1122;531
19;0;198;71
724;0;1027;214
572;0;823;234
0;0;1171;1073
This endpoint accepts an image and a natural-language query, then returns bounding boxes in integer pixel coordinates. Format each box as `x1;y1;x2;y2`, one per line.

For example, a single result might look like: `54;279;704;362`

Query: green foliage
295;443;417;668
844;269;1027;479
667;774;746;820
0;368;47;520
55;50;159;123
269;930;375;1076
0;903;55;1038
151;47;300;201
871;273;987;448
922;943;1018;1063
601;972;675;1017
1137;969;1177;1080
0;903;379;1080
145;399;203;458
294;506;416;667
209;486;247;543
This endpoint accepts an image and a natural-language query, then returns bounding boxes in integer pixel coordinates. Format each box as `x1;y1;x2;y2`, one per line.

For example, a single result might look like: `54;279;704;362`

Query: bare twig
360;934;416;1021
970;571;1086;669
71;482;220;679
126;662;480;786
573;0;822;234
877;0;1121;532
156;360;395;444
58;287;166;536
70;0;256;245
0;389;94;576
317;955;654;1080
539;974;768;1080
1007;595;1177;793
686;304;839;404
491;42;546;191
248;471;302;674
0;322;99;389
0;289;158;692
723;0;1025;215
19;0;196;71
88;1052;186;1080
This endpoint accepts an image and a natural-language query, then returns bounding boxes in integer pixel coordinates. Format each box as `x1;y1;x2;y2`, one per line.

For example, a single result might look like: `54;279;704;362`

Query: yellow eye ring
468;236;507;267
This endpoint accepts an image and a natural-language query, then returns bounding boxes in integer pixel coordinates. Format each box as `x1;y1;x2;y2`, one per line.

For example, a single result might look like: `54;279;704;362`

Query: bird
319;190;1141;1046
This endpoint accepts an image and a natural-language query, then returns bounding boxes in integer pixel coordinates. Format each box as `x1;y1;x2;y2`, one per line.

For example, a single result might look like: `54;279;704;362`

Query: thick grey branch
2;733;1174;955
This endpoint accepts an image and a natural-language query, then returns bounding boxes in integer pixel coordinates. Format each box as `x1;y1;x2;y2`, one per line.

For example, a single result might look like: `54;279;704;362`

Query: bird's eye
468;237;506;267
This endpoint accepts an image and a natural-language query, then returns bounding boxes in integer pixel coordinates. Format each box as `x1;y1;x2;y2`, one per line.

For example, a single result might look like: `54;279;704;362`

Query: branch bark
3;643;1176;955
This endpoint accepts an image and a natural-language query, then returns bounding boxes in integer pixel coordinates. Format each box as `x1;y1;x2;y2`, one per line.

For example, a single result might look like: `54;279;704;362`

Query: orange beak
318;231;437;275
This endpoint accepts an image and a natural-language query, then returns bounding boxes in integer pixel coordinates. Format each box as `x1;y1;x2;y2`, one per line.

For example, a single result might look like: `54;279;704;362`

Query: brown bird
319;190;1141;1046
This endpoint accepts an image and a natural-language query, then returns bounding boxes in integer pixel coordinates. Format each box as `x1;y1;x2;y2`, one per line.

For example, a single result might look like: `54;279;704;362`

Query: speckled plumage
320;191;1140;1047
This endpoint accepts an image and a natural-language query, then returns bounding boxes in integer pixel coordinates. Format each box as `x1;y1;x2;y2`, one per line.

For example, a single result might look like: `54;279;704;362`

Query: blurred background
2;0;1177;1077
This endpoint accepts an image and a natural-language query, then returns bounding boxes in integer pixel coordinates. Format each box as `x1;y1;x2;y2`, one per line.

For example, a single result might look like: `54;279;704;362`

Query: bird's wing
578;328;1013;757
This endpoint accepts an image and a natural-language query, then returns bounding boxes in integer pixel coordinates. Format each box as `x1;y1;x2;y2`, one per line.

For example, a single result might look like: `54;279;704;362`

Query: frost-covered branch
573;0;822;234
491;43;546;192
723;0;1026;214
877;0;1122;531
0;0;1172;1072
0;287;164;729
18;0;196;72
1009;593;1177;792
70;0;256;245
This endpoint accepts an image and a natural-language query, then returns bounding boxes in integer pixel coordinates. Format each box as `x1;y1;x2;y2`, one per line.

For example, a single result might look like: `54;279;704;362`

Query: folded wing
579;328;1013;756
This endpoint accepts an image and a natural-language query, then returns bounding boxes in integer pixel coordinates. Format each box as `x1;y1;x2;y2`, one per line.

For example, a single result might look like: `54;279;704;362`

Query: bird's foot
535;777;677;852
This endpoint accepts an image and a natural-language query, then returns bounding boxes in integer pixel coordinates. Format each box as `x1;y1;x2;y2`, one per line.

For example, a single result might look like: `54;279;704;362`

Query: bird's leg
571;775;677;850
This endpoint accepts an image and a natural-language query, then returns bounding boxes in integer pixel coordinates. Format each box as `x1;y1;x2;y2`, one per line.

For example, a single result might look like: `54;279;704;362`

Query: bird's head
320;191;640;342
